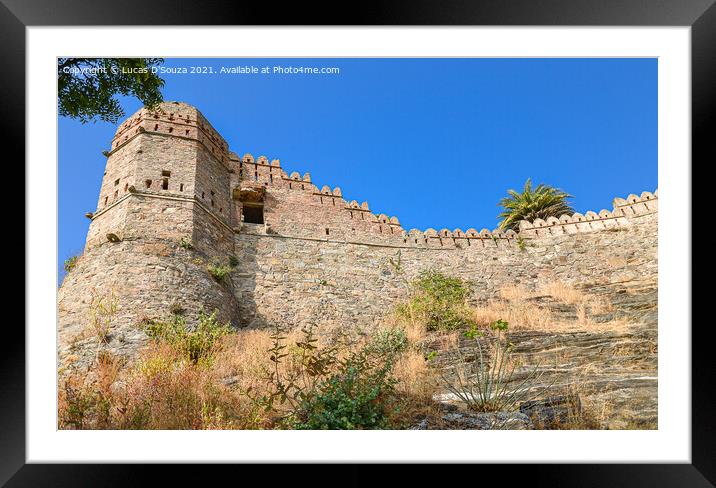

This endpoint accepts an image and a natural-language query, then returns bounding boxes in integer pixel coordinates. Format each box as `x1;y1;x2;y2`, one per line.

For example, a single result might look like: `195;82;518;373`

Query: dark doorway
242;204;264;224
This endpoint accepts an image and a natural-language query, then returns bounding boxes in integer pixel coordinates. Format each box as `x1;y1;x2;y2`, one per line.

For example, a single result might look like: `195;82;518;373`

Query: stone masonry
58;102;658;365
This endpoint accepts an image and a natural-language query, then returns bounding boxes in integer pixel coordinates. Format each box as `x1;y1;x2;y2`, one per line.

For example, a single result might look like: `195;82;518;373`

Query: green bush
247;324;403;430
64;255;79;273
228;255;239;267
179;237;193;250
144;311;232;364
243;324;339;423
398;270;473;331
207;260;232;282
516;236;527;251
367;327;408;355
293;348;399;430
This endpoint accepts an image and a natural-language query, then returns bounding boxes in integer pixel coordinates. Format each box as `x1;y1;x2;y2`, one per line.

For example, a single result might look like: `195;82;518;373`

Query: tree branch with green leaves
58;58;165;124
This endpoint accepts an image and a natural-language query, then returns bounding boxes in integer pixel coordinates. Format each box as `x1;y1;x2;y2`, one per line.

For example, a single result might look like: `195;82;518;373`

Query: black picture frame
5;0;708;485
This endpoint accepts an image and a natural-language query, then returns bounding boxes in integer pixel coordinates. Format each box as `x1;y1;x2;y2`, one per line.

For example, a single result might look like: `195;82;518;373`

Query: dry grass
95;350;122;393
539;281;585;305
539;281;615;315
539;383;615;430
469;283;625;333
530;358;655;431
403;315;427;345
389;349;441;426
384;282;626;334
58;317;441;430
381;309;426;345
212;329;275;390
499;284;531;302
60;333;258;430
588;296;615;315
394;349;435;399
576;304;588;328
59;342;251;430
88;289;118;344
472;299;557;331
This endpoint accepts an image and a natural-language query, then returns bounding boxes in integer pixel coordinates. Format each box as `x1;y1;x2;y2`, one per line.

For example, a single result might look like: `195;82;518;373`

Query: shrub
169;302;186;316
228;255;239;267
144;311;233;364
89;289;118;343
293;347;399;430
242;324;339;423
398;270;473;331
244;324;404;430
59;375;97;429
207;260;232;282
367;327;408;355
59;319;433;431
179;236;193;249
64;255;79;273
516;236;527;251
442;319;543;413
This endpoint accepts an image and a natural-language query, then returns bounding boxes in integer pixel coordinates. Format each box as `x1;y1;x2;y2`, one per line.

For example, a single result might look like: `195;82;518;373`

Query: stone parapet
518;190;657;237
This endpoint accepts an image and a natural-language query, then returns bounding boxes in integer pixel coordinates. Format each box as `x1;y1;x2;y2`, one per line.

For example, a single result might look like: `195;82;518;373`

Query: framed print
7;0;711;484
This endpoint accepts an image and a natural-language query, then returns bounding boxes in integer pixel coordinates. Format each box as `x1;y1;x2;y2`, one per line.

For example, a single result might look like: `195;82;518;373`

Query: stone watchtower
87;101;234;255
58;102;239;356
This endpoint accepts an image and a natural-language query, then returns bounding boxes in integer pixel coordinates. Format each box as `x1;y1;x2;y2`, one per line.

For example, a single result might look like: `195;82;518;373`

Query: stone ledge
92;191;234;233
105;130;230;169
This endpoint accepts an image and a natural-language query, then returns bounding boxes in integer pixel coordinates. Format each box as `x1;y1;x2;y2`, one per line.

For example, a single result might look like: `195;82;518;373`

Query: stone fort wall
232;211;657;331
58;102;658;362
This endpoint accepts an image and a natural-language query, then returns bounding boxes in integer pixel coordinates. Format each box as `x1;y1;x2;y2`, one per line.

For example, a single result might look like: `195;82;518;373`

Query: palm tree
497;179;574;231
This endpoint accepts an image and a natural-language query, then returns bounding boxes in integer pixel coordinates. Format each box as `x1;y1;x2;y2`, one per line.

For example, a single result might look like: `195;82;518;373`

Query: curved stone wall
58;238;240;366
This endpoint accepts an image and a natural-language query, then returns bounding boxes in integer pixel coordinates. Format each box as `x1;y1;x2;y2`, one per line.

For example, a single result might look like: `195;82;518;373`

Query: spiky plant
441;320;544;415
497;179;574;231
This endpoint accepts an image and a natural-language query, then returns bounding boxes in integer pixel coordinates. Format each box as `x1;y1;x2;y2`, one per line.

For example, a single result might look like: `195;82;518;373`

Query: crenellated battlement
87;98;660;257
518;190;657;237
111;101;230;168
231;151;656;249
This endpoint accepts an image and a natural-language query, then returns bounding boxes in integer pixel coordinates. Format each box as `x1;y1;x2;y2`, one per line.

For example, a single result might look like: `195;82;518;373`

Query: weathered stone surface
232;212;656;332
519;395;580;426
58;239;240;370
432;279;657;429
412;404;533;430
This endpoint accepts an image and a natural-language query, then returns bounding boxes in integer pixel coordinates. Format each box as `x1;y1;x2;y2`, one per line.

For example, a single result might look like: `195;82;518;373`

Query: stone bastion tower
58;102;241;356
86;101;235;254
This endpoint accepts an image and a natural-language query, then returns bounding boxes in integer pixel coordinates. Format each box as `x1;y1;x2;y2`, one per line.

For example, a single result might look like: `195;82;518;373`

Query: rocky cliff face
427;276;657;429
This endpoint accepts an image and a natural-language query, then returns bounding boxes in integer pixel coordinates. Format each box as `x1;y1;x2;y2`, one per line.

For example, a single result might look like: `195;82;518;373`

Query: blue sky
59;57;657;278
